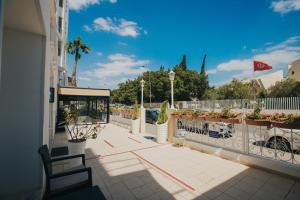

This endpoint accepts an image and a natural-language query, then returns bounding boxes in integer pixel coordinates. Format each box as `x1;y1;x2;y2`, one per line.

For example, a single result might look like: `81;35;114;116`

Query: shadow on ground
85;148;176;200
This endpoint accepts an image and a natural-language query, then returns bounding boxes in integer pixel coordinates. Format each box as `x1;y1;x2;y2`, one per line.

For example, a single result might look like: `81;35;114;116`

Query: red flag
253;61;272;71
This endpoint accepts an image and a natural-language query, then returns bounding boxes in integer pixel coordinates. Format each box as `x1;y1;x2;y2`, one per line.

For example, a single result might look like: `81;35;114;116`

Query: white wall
0;0;4;85
0;28;46;198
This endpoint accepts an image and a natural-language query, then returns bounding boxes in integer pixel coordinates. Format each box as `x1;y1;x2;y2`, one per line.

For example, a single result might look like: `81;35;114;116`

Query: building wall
0;0;4;84
288;60;300;82
243;70;284;89
0;0;51;198
0;28;46;198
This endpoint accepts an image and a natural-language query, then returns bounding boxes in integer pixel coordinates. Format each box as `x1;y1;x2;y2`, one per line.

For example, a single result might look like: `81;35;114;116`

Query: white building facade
288;59;300;82
0;0;68;199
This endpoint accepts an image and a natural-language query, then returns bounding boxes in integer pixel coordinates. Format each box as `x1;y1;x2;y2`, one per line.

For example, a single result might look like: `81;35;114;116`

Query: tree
111;55;213;104
213;79;265;100
197;54;209;99
268;78;300;97
66;37;90;87
179;54;187;70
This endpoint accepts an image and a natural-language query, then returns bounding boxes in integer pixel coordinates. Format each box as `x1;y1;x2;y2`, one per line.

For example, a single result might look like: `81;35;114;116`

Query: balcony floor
53;124;300;200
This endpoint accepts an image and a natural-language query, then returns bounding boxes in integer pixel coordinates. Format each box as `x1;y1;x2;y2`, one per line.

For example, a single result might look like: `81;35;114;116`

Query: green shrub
132;100;139;120
157;101;168;124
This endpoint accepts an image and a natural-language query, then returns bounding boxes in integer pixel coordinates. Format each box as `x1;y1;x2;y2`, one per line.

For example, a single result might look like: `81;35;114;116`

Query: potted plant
157;101;169;143
271;113;300;129
131;100;140;134
219;107;242;124
245;104;271;127
64;105;100;157
205;111;221;122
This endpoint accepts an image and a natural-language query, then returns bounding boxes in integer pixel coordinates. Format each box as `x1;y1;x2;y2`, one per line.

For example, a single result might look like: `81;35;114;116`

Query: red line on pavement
85;144;168;160
128;137;142;143
104;140;114;148
130;151;196;192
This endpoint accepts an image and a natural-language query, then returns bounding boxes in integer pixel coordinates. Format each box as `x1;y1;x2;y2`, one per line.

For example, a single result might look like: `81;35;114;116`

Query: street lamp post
169;70;175;109
140;79;146;133
140;79;145;108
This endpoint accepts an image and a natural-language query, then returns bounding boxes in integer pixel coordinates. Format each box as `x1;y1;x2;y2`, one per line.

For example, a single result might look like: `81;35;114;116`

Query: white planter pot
157;122;168;143
131;119;140;134
65;125;72;140
68;140;86;167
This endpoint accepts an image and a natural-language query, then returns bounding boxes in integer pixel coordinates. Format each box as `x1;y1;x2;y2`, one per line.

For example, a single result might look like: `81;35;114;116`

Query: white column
171;80;174;109
140;79;145;133
141;84;144;108
140;107;145;134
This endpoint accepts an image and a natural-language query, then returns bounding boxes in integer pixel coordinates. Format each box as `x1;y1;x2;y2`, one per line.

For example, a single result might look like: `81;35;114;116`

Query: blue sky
67;0;300;88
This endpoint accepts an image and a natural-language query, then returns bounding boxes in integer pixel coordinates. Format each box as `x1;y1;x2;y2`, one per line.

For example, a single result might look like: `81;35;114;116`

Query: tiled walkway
54;124;300;200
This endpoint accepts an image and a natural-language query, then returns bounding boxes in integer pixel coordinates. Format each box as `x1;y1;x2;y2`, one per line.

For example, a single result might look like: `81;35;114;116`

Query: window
59;0;63;8
58;17;62;33
292;71;295;75
58;41;62;56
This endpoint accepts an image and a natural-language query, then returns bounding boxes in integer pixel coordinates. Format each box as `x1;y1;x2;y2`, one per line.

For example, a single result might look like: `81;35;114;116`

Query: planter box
205;117;221;122
131;119;140;134
157;122;168;143
220;118;242;124
271;121;300;129
245;119;271;127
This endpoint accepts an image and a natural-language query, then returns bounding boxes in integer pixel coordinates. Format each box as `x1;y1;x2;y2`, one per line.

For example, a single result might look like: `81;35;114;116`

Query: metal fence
175;118;300;166
177;97;300;111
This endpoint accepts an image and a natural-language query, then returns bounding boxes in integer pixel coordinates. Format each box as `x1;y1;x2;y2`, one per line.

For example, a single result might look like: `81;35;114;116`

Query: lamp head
140;79;145;87
169;70;175;81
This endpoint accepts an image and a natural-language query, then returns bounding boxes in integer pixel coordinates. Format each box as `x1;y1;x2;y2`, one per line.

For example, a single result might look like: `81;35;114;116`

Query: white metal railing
175;118;300;166
110;113;131;129
178;97;300;111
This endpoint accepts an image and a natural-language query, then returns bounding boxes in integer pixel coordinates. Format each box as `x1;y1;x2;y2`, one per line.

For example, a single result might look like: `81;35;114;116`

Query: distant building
288;59;300;82
244;70;284;89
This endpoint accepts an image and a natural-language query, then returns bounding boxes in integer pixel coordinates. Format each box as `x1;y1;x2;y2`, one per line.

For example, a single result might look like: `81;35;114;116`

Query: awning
58;87;110;97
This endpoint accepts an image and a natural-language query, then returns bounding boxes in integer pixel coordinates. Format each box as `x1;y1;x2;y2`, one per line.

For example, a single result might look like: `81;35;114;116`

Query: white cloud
83;25;92;32
265;36;300;51
216;59;253;72
96;52;103;56
69;0;117;11
271;0;300;14
69;0;100;11
209;36;300;85
118;42;128;46
78;76;91;81
84;17;146;38
79;54;150;88
206;69;217;74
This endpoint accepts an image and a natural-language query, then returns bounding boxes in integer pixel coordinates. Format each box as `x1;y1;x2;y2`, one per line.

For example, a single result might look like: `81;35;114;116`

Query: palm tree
66;37;90;87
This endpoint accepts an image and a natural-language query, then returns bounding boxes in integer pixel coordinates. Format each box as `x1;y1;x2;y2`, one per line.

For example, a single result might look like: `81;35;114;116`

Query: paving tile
224;186;252;200
215;193;236;200
53;124;300;200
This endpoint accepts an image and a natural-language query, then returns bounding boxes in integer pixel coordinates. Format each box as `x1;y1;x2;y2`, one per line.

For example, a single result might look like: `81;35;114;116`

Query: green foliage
64;105;79;124
179;54;187;70
268;78;300;97
132;100;139;120
247;103;266;120
66;37;90;61
111;55;210;104
198;55;209;99
157;101;168;124
66;37;90;87
64;105;99;142
203;79;265;100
